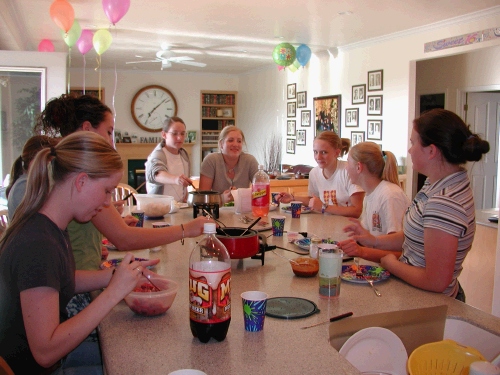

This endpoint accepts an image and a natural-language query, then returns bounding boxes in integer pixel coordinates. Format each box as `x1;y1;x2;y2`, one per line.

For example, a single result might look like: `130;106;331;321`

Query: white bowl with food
124;275;179;316
134;194;174;219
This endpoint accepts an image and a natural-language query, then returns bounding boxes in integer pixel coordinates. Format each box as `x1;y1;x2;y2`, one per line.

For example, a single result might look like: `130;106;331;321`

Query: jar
309;237;321;259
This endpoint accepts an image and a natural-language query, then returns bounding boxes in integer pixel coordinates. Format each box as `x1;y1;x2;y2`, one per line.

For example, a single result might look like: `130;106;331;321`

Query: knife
300;312;353;330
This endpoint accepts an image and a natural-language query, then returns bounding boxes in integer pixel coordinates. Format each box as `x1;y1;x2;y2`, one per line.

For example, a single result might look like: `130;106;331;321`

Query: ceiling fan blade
156;50;176;59
126;59;160;64
175;60;207;67
168;56;194;62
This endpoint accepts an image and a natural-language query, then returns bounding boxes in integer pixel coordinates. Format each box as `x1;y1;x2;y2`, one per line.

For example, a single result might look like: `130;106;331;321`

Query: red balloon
50;0;75;33
102;0;130;25
38;39;55;52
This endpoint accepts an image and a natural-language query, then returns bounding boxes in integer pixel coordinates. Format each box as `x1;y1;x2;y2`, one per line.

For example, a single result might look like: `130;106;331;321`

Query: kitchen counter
476;208;499;228
98;207;500;375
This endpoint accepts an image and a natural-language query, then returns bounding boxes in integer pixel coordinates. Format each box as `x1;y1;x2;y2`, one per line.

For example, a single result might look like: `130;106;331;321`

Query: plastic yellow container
408;339;486;375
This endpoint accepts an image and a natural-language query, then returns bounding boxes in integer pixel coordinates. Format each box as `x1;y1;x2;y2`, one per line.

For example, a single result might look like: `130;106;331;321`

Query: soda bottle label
252;184;270;205
189;261;231;323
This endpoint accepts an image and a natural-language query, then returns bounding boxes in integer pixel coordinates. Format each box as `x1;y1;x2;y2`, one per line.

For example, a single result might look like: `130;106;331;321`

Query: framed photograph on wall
287;83;296;99
286;138;296;154
313;94;341;136
367;95;383;116
301;110;311;127
287;101;296;118
368;70;383;91
350;131;365;147
297;91;307;108
367;120;383;140
185;130;197;143
345;108;359;127
297;129;306;145
351;84;366;105
287;120;296;136
69;87;105;102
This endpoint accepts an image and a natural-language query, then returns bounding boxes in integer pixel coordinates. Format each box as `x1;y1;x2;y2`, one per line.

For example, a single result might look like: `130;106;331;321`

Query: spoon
142;272;161;292
272;250;300;266
239;217;261;236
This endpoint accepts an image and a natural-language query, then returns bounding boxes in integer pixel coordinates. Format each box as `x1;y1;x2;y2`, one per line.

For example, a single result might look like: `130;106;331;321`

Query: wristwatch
321;203;328;214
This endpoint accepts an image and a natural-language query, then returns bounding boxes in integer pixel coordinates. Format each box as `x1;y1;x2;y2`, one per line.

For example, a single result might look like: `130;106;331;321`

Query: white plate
269;203;278;211
339;327;407;375
178;202;189;209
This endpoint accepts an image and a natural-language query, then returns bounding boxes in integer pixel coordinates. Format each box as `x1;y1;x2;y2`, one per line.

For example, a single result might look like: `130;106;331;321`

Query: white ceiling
1;0;499;74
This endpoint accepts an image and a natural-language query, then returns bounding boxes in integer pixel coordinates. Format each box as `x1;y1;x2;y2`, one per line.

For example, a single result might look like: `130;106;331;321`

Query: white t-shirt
162;148;186;201
360;180;410;236
308;160;364;207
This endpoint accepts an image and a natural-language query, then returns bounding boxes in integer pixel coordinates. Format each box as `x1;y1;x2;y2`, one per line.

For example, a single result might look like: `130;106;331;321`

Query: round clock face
131;85;178;132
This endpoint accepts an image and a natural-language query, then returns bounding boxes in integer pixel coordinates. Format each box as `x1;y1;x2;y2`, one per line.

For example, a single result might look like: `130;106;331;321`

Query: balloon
288;64;298;73
272;43;296;67
278;66;284;71
38;39;55;52
93;29;113;55
293;59;300;69
49;0;75;33
296;44;312;67
61;20;81;47
102;0;131;25
77;29;94;55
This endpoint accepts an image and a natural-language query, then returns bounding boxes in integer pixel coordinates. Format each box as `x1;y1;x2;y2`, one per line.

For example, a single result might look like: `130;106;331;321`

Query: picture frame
313;94;341;137
351;84;366;105
296;129;306;146
185;130;197;143
301;110;311;127
222;108;233;117
368;70;383;91
122;136;132;143
367;95;383;115
286;138;296;154
367;120;383;140
345;108;359;127
69;87;105;102
297;91;307;108
287;120;296;136
287;83;296;99
350;131;365;147
287;101;296;118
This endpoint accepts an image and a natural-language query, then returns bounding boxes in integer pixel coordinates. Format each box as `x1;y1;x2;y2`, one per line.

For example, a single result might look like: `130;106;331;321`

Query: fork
366;278;382;297
355;258;381;297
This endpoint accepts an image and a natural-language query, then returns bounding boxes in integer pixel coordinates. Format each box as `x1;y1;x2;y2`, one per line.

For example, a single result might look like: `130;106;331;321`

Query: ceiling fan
126;49;206;70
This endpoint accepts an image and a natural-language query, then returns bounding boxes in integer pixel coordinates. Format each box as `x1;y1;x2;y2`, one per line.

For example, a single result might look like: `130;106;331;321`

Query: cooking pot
216;227;260;259
188;190;221;206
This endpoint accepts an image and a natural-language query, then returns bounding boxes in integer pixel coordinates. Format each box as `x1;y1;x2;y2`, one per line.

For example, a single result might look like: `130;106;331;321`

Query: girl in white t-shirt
278;131;364;218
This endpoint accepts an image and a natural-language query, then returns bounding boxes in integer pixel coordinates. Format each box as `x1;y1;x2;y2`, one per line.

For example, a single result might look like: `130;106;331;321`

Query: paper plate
341;265;390;283
339;327;408;375
265;297;320;319
100;257;150;270
282;206;313;214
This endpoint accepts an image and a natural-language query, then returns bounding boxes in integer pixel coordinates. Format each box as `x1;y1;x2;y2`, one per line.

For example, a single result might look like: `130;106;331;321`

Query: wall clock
131;85;178;132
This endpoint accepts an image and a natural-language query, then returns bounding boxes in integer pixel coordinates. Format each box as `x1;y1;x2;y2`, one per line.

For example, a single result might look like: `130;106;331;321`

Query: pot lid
265;297;320;319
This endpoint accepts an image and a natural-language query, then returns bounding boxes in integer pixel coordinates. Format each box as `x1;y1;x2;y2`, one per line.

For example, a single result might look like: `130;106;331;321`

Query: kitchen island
98;207;500;375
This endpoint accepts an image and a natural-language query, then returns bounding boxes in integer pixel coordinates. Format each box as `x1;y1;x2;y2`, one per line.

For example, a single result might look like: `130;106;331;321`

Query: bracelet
180;224;185;245
321;203;328;214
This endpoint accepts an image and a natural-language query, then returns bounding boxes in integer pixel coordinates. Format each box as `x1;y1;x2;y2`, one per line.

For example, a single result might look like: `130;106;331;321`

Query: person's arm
199;174;214;191
381;228;458;292
154;171;192;187
20;253;143;369
314;191;364;218
339;238;401;263
278;192;309;205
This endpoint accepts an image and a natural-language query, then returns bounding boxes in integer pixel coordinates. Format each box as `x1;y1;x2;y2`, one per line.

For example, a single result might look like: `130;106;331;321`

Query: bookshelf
200;90;237;164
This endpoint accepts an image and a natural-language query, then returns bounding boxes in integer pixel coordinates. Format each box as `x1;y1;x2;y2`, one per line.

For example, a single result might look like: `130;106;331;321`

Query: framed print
313;94;341;136
368;70;383;91
287;101;296;118
297;129;306;145
351;84;366;105
367;120;383;140
287;120;296;136
345;108;359;127
69;87;105;102
301;110;311;127
297;91;307;108
287;83;296;99
222;108;233;117
367;95;383;116
286;138;296;154
185;130;197;143
350;131;365;147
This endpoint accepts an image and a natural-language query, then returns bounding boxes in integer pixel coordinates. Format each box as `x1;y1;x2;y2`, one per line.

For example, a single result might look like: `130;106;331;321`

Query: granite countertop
97;207;500;375
476;208;499;228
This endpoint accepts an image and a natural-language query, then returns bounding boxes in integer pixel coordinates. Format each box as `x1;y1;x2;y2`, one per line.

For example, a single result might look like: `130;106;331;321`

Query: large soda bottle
189;222;231;343
251;165;270;217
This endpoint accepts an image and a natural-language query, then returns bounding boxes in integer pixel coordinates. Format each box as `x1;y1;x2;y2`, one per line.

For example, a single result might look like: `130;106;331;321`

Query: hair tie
381;150;387;161
50;147;57;157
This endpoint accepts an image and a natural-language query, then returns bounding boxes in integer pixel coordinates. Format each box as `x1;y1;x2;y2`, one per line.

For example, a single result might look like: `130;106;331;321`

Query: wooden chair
113;183;138;207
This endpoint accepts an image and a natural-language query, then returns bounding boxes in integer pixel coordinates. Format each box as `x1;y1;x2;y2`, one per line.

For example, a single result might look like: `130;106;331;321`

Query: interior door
466;92;500;209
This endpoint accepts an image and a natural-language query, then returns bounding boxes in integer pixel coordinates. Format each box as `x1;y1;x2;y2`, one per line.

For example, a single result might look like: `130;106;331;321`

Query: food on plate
223;201;235;207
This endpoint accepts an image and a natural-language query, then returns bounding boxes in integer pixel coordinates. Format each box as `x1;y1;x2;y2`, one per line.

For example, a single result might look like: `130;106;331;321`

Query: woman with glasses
145;117;193;202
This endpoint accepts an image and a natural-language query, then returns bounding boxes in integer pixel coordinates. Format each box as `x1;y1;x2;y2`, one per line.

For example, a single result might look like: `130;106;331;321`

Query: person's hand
175;174;193;187
101;246;109;260
337;238;363;257
308;196;323;211
221;189;234;204
277;192;292;204
184;216;216;237
123;215;139;227
113;200;125;215
106;253;146;301
343;218;373;246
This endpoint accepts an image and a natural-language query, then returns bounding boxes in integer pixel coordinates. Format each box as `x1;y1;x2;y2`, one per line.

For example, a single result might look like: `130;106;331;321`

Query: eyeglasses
167;131;186;137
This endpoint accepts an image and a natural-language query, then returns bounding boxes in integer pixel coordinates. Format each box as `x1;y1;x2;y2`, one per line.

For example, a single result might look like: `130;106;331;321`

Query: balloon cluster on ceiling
272;43;312;72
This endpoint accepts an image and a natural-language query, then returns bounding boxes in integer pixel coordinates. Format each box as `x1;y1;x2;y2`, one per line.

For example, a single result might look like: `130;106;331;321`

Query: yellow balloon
93;29;112;55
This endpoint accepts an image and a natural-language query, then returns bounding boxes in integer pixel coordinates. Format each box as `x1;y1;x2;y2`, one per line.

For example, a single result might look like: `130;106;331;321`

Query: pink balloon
38;39;55;52
278;66;284;71
102;0;130;25
77;29;94;55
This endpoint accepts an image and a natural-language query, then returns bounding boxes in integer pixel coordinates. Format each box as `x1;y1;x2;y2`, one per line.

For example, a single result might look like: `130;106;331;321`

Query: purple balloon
102;0;130;25
77;29;94;55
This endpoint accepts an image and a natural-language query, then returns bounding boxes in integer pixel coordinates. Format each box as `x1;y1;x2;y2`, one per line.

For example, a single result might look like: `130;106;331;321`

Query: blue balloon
296;44;312;67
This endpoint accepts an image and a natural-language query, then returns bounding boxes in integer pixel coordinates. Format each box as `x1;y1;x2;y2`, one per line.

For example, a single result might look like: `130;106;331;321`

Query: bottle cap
203;222;217;233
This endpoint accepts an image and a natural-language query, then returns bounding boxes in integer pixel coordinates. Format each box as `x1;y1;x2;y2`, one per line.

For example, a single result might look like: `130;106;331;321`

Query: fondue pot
188;190;221;206
216;227;260;259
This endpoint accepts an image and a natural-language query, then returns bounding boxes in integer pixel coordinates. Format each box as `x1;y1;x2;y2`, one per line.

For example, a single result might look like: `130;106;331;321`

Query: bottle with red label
189;222;231;343
251;164;270;217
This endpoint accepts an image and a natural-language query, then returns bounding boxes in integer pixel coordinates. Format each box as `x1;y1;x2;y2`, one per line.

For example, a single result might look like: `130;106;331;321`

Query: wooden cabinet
269;178;309;196
200;91;237;164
